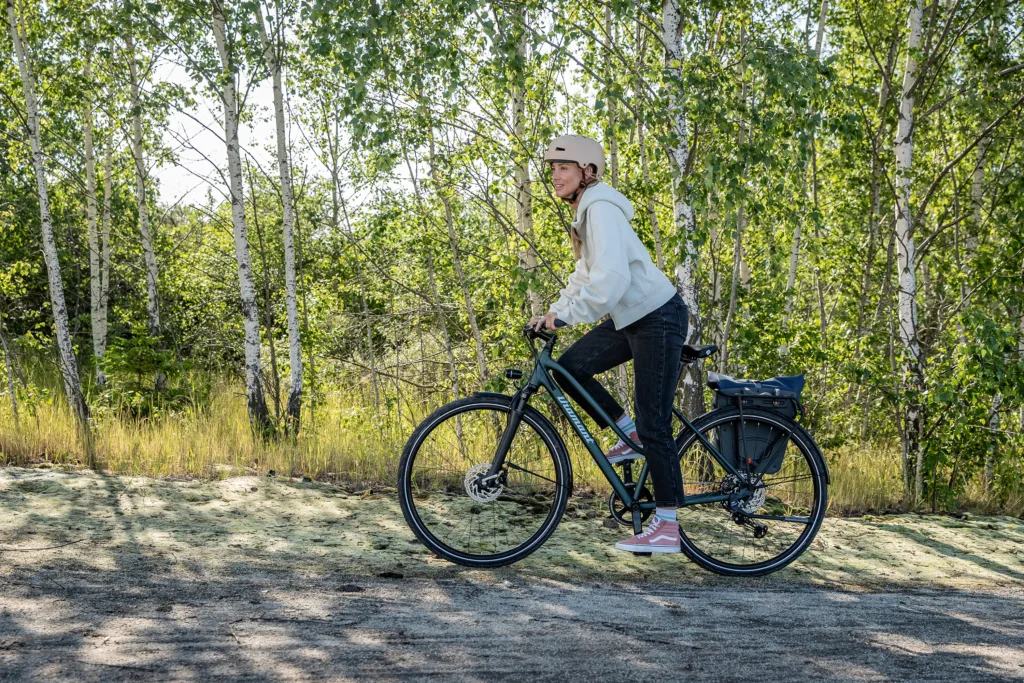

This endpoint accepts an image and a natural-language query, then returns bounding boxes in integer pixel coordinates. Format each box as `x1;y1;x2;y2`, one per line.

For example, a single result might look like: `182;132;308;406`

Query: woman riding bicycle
529;134;689;554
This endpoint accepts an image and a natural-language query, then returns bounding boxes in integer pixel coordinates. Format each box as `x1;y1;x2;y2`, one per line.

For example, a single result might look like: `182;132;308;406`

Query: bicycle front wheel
398;394;572;568
676;408;828;577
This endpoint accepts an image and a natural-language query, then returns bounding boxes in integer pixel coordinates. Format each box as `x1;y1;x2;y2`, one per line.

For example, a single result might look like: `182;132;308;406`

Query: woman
529;134;689;554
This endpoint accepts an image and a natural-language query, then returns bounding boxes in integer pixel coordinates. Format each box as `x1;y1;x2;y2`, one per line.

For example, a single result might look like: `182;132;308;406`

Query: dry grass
825;444;905;513
0;383;414;485
0;382;1014;516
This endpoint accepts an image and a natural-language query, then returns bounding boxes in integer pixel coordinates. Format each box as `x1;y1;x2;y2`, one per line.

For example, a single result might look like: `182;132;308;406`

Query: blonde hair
569;176;600;260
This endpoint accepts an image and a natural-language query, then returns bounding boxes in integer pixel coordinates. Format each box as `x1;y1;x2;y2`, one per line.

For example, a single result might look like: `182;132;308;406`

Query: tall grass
0;382;416;485
0;381;1018;516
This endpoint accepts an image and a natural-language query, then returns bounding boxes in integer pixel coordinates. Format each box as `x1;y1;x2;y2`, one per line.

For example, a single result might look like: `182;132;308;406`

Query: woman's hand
529;312;560;332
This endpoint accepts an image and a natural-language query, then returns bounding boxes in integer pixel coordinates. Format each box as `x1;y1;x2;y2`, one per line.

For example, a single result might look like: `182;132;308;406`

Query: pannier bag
707;372;805;475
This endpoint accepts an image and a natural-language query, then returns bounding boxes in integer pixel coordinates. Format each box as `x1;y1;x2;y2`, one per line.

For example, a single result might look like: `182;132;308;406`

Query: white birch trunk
512;3;541;316
635;24;664;272
894;0;925;504
212;0;270;430
638;120;664;271
83;55;105;388
721;30;749;371
98;117;113;384
605;5;619;188
125;11;162;392
254;2;302;433
719;217;744;373
7;0;91;440
968;17;1002;490
429;135;487;382
662;0;702;415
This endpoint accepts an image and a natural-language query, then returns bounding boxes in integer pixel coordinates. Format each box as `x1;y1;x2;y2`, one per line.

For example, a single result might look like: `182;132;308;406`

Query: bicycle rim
399;396;569;567
677;409;827;576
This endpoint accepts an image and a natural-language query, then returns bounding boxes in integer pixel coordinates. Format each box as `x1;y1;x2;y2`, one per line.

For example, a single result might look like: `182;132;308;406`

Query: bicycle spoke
402;401;562;561
506;461;559;486
677;411;824;571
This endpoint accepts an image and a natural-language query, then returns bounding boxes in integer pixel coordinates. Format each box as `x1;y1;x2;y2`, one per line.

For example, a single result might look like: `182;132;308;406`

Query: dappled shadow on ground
4;467;1022;591
1;467;1024;680
1;568;1023;681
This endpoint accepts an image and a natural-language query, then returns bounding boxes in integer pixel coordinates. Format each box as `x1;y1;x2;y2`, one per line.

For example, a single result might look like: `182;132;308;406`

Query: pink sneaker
614;516;681;553
606;430;643;464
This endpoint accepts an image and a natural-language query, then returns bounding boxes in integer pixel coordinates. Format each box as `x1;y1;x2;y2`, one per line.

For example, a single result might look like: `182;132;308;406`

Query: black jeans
554;294;689;507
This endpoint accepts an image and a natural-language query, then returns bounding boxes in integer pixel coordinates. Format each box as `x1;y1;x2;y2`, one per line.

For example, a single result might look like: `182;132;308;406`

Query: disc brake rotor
464;464;504;503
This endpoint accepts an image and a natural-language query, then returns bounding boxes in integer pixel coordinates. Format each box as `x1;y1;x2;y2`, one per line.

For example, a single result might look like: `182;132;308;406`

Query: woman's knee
635;413;673;442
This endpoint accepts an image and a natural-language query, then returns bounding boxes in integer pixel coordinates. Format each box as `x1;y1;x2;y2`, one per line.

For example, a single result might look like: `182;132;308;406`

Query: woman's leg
554;318;632;429
625;297;688;508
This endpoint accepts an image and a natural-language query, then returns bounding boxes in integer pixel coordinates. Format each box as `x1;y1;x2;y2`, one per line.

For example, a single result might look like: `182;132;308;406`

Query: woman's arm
547;207;631;325
547;256;588;319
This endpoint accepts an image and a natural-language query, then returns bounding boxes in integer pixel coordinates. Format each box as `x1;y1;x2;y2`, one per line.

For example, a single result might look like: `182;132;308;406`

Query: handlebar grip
522;319;567;339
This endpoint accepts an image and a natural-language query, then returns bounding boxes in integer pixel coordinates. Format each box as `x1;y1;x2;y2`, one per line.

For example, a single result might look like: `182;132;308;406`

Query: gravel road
2;467;1023;681
2;568;1023;682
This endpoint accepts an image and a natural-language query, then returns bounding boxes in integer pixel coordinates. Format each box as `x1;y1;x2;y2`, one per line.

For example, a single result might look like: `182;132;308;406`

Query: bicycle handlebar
522;318;566;341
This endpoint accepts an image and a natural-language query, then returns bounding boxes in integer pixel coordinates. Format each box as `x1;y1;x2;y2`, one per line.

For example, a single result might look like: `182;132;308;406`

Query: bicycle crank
608;482;653;526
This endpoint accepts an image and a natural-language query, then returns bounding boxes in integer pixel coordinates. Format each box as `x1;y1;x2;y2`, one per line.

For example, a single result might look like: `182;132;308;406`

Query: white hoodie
547;182;678;329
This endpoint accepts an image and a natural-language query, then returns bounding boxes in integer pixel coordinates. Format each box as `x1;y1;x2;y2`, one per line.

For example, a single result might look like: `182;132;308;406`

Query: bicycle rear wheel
398;394;571;568
676;408;828;577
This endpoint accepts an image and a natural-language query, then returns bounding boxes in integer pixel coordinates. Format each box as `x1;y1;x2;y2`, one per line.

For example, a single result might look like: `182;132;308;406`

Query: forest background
2;0;1023;515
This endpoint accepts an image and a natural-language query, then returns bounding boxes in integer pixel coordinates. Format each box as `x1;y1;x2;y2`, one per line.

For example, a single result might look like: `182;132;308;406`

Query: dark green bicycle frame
486;336;744;533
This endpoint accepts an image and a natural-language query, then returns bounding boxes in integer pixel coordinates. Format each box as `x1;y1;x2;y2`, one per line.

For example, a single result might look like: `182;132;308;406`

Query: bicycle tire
398;394;573;568
675;407;828;577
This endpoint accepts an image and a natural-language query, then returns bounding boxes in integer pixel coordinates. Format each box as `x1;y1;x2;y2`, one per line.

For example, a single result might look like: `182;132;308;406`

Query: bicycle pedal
632;552;653;557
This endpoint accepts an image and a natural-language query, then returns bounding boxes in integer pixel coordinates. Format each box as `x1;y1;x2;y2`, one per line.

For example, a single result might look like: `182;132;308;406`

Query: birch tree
97;108;114;384
83;53;109;387
253;0;302;433
782;0;828;328
212;0;271;431
125;0;164;390
893;0;925;503
429;133;488;382
662;0;702;415
6;0;92;443
508;2;542;316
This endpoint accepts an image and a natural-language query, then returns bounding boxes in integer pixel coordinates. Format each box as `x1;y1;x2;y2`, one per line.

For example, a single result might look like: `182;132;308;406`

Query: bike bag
707;372;805;475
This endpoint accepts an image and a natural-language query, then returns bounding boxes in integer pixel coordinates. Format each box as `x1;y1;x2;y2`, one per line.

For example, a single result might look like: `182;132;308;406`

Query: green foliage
1;0;1022;511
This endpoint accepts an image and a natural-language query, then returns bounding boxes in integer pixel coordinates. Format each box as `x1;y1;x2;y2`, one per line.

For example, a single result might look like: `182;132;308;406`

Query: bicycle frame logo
555;395;595;445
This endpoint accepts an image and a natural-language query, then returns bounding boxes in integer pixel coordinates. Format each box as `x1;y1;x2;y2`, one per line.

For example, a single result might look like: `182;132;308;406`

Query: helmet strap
564;165;596;204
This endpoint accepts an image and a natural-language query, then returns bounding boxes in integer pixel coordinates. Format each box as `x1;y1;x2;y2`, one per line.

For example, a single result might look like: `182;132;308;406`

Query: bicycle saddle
680;344;718;361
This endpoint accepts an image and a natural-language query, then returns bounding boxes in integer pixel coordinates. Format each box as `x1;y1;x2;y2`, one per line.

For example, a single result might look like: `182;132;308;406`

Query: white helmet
544;134;605;178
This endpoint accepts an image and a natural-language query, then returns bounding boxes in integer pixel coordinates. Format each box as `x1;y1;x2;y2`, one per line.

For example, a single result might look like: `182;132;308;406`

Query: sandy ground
2;467;1023;681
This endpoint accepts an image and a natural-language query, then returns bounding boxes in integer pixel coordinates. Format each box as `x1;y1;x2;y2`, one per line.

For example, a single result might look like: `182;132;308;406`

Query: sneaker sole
614;542;681;553
607;453;644;465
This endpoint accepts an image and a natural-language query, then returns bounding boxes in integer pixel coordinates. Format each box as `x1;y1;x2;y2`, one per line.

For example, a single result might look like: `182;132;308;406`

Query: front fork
485;387;533;478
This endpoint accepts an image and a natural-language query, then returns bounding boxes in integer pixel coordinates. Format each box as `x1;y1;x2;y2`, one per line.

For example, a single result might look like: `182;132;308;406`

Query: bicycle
397;320;830;576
